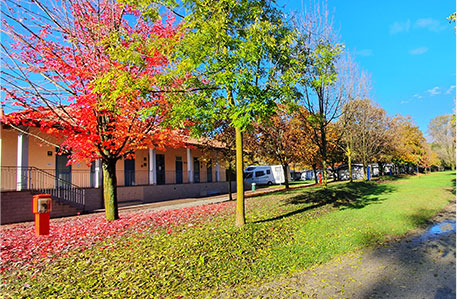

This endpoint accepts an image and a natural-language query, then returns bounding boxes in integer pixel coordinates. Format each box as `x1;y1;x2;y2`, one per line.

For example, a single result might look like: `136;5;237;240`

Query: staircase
0;190;83;224
1;166;86;210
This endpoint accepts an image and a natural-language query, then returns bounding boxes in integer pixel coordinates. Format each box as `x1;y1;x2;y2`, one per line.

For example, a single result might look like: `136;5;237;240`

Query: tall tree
428;114;456;170
337;59;371;182
1;0;188;220
348;99;391;180
291;106;324;183
177;0;295;226
390;115;427;172
291;2;349;188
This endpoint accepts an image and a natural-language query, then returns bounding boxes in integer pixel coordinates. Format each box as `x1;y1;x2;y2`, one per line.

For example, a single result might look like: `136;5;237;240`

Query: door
156;154;165;185
175;156;183;184
193;158;200;183
90;163;95;188
56;152;71;188
124;159;135;186
207;162;212;183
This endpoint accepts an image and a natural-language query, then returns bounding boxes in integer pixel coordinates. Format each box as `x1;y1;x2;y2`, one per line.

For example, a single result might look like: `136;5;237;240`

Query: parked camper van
243;165;289;185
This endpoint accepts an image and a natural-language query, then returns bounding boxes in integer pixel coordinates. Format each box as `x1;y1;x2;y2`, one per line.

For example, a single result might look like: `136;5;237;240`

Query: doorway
156;154;165;185
175;156;183;184
56;152;71;188
124;158;135;186
193;157;200;183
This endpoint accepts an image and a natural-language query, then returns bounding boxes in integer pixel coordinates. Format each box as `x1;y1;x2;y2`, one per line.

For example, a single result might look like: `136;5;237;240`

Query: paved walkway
2;183;316;228
223;199;456;298
94;182;316;215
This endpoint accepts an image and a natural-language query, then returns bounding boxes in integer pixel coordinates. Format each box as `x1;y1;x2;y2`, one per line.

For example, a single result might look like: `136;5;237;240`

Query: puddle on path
415;220;456;243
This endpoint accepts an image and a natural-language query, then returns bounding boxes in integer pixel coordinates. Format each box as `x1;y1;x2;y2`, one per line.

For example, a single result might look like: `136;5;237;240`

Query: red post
34;213;50;235
318;172;322;184
33;194;52;236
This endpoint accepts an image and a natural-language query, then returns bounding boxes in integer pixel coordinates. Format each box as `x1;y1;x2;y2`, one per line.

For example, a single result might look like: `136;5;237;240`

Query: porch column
187;148;193;183
149;148;157;185
16;131;29;191
94;159;101;188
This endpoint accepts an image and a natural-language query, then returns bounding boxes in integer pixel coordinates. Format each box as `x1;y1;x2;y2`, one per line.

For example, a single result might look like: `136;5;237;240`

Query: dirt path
225;199;456;298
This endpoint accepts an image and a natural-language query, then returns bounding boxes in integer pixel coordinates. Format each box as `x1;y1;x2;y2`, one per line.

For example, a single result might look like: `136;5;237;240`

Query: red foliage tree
1;0;188;220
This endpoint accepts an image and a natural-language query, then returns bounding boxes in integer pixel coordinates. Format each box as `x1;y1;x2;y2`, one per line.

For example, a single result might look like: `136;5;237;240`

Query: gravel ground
223;199;456;299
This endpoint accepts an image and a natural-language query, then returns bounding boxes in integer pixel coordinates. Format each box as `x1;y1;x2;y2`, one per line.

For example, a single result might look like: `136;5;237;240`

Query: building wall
1;180;243;224
1;128;19;190
1;127;228;191
1;191;82;225
27;128;56;171
1;128;17;167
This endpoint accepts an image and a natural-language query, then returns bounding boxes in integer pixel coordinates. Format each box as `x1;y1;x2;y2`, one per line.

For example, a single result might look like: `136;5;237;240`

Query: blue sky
280;0;456;136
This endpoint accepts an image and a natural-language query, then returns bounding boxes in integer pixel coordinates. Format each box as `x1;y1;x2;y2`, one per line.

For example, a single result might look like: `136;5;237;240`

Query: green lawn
254;179;315;190
5;172;455;298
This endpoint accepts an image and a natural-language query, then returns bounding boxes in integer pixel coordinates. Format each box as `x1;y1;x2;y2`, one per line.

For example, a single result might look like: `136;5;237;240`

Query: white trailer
243;165;290;185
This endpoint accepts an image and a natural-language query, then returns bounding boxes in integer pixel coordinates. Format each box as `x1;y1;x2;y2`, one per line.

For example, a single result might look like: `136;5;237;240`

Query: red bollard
33;194;52;236
318;172;322;184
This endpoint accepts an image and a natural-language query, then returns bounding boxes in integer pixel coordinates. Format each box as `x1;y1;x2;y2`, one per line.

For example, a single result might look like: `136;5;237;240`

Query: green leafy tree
177;0;295;226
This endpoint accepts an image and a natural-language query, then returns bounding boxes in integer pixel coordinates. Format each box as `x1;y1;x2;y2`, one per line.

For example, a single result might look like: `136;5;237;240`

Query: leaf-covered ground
0;204;231;274
1;172;454;298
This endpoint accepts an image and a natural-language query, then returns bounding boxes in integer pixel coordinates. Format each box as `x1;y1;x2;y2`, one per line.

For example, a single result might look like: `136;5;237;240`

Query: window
246;167;255;171
255;171;265;177
266;169;271;174
244;172;253;179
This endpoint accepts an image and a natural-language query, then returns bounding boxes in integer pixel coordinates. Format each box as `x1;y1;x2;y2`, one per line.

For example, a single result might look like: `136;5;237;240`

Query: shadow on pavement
359;203;456;299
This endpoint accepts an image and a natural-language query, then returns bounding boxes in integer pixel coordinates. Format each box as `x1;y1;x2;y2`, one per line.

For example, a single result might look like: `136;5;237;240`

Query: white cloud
389;20;411;34
427;86;441;96
413;94;423;99
415;18;447;32
355;49;373;56
446;85;456;94
409;47;428;55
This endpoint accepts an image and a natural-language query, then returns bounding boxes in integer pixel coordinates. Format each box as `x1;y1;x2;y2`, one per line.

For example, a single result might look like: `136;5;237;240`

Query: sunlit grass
3;172;454;298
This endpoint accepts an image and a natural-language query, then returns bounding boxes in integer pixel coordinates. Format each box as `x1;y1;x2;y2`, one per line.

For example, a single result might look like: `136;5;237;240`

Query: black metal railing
1;166;85;210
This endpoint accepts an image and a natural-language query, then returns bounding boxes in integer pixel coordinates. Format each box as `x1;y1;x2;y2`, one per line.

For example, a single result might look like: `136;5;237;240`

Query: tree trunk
320;126;328;189
322;159;328;188
312;164;318;184
347;151;353;183
282;162;290;189
235;127;245;227
362;157;367;181
102;159;119;221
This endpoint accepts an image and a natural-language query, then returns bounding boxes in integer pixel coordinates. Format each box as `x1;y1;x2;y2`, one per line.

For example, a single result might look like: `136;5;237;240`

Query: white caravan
243;165;289;185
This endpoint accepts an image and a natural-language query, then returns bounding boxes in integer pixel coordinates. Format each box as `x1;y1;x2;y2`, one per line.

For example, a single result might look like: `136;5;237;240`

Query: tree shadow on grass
254;182;396;224
450;177;456;195
375;175;407;183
